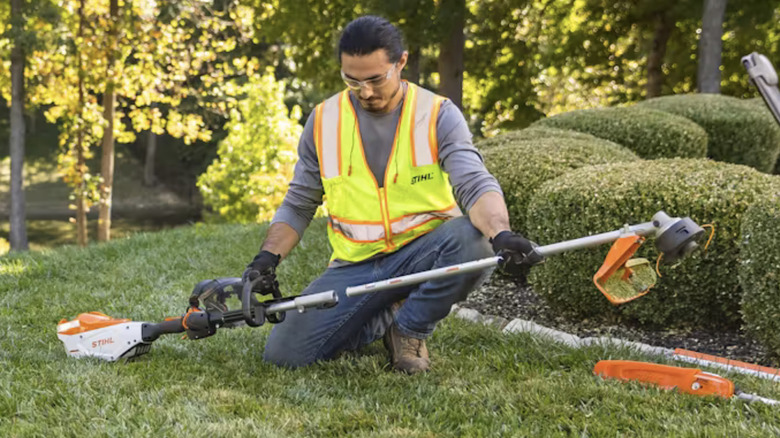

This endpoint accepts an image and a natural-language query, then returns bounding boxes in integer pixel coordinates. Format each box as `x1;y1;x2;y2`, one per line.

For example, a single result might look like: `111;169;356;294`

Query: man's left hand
490;231;544;276
243;250;281;295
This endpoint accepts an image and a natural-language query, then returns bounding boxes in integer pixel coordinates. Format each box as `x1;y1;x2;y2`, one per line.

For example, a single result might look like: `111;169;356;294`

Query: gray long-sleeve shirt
271;84;503;239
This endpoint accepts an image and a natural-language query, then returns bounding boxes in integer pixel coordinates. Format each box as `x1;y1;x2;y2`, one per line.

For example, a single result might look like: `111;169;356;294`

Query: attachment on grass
594;360;735;399
594;359;780;405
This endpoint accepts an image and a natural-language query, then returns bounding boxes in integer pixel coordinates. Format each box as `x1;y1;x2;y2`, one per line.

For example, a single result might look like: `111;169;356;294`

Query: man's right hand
242;250;282;295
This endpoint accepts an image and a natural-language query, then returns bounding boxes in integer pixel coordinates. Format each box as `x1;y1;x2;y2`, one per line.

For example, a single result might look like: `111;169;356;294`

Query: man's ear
397;50;409;75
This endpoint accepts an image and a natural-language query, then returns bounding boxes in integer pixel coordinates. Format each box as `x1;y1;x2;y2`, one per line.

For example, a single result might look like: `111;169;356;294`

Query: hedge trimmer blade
593;234;656;304
594;360;780;406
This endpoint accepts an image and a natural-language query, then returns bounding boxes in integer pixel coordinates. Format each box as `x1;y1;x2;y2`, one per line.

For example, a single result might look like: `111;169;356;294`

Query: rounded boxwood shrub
526;159;777;329
476;127;610;152
531;107;708;160
637;94;780;174
482;137;639;235
747;97;780;174
740;190;780;357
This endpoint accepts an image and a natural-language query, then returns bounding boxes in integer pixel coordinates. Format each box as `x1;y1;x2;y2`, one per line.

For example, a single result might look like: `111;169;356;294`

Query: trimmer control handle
242;277;266;327
141;318;185;342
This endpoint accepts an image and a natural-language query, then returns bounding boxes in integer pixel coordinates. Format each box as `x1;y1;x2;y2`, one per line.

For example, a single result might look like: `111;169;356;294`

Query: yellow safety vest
314;82;462;263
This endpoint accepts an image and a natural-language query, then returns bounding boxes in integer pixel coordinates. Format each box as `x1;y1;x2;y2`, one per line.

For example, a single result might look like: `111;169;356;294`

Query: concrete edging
450;304;673;356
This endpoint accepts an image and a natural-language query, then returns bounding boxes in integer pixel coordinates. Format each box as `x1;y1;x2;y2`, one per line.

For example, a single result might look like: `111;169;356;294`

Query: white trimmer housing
57;312;152;361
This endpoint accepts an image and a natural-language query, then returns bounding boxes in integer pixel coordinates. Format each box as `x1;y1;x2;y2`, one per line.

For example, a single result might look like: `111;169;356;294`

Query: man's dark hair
338;16;405;63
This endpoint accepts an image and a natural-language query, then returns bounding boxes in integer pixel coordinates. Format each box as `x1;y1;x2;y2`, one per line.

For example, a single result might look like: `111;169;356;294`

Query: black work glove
242;250;281;295
490;231;544;279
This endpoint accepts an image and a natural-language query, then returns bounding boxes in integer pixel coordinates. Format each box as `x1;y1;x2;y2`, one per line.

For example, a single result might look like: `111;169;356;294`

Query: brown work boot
384;323;430;374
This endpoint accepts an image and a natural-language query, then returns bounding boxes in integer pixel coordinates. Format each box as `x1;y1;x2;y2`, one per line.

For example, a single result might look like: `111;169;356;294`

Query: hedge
482;136;639;235
637;94;780;174
476;127;610;152
740;190;780;357
748;97;780;174
525;159;777;329
531;107;708;160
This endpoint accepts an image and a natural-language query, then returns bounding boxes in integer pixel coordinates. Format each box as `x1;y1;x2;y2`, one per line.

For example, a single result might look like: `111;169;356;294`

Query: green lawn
2;219;779;437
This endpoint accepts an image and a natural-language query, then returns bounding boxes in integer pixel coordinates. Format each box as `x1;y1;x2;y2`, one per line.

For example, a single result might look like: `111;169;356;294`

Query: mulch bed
464;274;779;368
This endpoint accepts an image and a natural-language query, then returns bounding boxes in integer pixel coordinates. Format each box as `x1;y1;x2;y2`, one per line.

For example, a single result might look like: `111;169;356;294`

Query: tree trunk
437;0;465;109
144;128;157;187
646;11;673;98
697;0;728;93
9;0;28;251
76;0;88;247
98;0;119;242
406;46;420;85
98;91;115;241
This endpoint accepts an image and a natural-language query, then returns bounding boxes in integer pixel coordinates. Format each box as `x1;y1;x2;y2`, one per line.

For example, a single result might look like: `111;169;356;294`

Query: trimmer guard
593;234;656;304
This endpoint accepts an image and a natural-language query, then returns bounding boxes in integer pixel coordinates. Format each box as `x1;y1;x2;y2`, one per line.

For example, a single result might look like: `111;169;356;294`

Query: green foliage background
197;72;303;223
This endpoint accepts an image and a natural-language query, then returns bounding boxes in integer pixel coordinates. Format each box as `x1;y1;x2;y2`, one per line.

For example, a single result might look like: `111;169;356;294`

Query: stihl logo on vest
411;173;434;185
92;338;114;348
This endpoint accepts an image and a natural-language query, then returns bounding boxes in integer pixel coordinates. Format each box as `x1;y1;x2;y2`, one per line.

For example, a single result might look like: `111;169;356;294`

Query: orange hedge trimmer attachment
594;360;780;406
58;210;705;362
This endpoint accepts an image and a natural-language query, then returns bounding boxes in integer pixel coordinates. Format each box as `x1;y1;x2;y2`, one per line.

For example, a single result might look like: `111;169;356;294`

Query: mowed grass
1;219;780;437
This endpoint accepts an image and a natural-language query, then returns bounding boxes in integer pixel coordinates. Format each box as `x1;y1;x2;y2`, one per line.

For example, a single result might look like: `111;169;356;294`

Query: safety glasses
340;64;397;90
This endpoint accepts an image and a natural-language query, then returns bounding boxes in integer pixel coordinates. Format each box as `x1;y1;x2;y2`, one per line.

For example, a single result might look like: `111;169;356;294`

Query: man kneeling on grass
243;15;541;374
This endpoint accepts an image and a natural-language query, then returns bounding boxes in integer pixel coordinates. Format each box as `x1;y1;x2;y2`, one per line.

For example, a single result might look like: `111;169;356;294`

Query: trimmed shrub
637;94;780;173
482;137;639;235
531;107;708;160
740;190;780;357
526;159;777;329
476;127;610;152
747;96;768;110
747;97;780;174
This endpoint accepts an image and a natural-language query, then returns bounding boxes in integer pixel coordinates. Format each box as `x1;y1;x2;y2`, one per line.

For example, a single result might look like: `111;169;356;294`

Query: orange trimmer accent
180;307;201;331
56;312;132;335
593;234;655;304
594;360;735;399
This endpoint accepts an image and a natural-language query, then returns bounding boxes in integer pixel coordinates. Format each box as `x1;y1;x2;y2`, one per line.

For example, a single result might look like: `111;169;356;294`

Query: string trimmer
58;210;705;361
742;52;780;125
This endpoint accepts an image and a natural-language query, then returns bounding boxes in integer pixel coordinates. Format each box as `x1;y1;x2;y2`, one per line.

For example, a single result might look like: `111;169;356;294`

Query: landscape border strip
450;304;780;382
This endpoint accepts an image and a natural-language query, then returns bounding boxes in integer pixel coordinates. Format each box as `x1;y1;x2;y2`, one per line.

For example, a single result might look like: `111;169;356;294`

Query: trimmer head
652;212;705;263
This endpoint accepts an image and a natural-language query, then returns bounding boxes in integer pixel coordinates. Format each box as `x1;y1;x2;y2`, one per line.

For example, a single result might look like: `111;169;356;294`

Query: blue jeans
263;216;494;367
